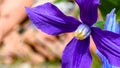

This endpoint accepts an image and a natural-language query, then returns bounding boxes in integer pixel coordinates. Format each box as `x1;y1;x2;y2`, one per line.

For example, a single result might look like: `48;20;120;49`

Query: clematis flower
97;8;120;68
25;0;120;68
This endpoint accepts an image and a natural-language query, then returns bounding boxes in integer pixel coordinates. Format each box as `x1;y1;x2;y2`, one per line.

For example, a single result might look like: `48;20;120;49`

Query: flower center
74;24;91;40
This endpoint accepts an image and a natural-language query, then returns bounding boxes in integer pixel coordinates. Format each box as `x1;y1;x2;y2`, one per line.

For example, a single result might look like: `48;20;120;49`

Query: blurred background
0;0;120;68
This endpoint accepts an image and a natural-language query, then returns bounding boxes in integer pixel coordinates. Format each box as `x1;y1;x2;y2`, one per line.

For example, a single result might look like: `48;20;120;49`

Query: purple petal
75;0;100;26
62;37;92;68
96;50;117;68
96;8;120;68
25;3;81;35
92;27;120;66
104;8;120;34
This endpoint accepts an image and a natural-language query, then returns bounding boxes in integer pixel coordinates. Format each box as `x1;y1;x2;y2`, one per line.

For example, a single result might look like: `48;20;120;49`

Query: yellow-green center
74;24;91;40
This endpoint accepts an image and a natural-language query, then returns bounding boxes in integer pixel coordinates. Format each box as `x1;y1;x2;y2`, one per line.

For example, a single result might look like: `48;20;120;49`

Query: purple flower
25;0;120;68
97;8;120;68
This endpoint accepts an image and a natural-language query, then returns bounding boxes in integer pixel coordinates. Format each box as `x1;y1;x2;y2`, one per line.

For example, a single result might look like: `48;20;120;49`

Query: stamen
74;24;91;40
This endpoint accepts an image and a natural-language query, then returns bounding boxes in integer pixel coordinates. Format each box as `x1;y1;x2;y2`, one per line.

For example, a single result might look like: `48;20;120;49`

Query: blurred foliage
91;51;102;68
100;0;120;22
2;58;61;68
116;10;120;22
94;21;105;29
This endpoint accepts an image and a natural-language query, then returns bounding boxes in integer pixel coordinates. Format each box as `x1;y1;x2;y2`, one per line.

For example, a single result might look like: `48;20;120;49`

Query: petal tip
110;8;116;14
25;7;32;14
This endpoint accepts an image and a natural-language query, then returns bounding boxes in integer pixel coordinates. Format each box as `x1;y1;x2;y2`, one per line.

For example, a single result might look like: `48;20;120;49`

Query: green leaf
94;21;105;29
116;9;120;22
91;51;102;68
